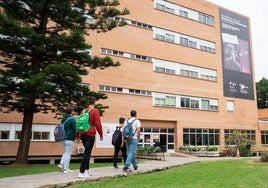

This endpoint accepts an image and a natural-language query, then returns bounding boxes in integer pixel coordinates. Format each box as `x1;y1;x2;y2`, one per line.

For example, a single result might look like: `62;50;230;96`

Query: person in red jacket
78;96;103;178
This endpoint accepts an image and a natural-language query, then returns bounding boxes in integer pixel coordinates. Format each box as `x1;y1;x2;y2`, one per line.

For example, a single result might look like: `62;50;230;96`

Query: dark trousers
80;135;95;173
113;143;127;168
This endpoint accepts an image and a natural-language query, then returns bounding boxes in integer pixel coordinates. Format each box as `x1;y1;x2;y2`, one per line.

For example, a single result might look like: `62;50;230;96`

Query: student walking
78;96;103;178
112;117;127;169
123;110;141;172
58;104;76;173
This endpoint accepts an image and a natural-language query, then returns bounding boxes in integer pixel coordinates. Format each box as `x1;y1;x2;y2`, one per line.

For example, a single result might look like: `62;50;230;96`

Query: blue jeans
60;140;74;171
124;138;139;169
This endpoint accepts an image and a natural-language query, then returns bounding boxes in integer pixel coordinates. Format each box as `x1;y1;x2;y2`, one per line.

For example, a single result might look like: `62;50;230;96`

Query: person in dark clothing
78;96;103;178
113;117;127;169
58;104;76;173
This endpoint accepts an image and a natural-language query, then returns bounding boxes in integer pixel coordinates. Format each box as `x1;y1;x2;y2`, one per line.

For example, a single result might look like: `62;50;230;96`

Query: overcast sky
206;0;268;82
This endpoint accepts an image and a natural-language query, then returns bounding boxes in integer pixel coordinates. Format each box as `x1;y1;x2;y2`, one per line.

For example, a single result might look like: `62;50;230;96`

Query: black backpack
112;126;122;147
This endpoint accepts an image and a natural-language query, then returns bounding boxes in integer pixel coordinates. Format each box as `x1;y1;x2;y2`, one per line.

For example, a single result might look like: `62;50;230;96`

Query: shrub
191;146;201;151
237;145;251;157
153;146;162;153
260;152;268;162
207;146;218;151
179;146;188;151
136;146;146;154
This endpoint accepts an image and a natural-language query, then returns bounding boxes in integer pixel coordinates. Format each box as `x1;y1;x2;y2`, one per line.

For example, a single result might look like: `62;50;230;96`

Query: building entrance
139;127;175;153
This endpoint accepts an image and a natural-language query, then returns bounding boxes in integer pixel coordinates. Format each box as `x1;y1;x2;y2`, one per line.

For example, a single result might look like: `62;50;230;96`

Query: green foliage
225;130;255;147
237;145;251;157
206;146;218;151
256;77;268;109
0;0;129;164
136;145;162;154
260;152;268;162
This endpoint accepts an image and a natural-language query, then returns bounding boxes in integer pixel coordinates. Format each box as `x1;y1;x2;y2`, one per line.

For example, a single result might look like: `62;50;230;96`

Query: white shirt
127;117;141;139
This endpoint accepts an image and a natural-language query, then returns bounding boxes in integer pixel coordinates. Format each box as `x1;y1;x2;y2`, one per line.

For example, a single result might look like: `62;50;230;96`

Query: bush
207;146;218;151
153;146;162;153
237;145;251;157
260;152;268;162
179;146;188;151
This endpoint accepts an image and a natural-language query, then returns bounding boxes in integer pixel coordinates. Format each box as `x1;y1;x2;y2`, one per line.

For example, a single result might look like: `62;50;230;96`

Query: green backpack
76;109;92;132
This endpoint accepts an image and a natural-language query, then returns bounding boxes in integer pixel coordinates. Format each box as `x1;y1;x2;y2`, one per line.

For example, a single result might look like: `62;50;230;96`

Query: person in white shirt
122;110;141;172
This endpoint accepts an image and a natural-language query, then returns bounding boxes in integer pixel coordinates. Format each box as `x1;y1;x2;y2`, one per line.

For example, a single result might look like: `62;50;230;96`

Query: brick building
0;0;264;162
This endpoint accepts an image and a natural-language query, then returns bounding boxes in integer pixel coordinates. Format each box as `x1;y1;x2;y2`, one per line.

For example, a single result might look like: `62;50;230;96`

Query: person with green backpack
77;96;103;178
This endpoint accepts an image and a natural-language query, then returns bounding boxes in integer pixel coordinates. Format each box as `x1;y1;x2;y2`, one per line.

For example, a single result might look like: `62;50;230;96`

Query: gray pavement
0;155;259;188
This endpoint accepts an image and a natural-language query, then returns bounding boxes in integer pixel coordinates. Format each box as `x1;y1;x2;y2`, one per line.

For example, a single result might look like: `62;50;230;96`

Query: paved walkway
0;155;258;188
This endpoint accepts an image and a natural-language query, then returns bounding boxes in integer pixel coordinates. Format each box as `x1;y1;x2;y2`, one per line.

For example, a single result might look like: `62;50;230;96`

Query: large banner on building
219;8;254;100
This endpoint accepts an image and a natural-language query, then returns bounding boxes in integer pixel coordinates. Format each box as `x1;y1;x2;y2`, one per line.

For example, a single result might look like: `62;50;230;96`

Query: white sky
206;0;268;82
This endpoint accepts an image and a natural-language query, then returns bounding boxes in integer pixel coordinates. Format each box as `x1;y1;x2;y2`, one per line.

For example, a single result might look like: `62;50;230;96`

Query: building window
156;3;165;11
15;131;21;139
224;130;256;145
166;33;175;43
179;10;188;18
155;97;165;106
155;34;165;41
198;13;214;26
190;99;199;109
180;37;188;46
0;131;9;139
261;131;268;144
189;41;197;48
166;96;176;107
165;7;175;14
155;66;175;74
33;132;50;140
181;97;190;108
227;101;234;112
183;128;220;146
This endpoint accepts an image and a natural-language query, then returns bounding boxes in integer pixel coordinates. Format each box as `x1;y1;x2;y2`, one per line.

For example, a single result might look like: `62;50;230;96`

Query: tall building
0;0;263;162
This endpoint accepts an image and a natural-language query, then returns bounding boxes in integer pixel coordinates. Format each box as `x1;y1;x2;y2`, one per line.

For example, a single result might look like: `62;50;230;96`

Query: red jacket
81;108;103;137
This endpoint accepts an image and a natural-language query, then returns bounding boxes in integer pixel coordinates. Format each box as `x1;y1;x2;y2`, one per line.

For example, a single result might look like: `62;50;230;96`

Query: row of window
183;129;256;146
99;84;235;113
98;84;219;112
153;28;216;53
154;95;218;111
101;48;217;82
100;48;152;62
113;17;216;54
0;130;49;140
154;0;214;26
99;85;152;96
155;66;217;81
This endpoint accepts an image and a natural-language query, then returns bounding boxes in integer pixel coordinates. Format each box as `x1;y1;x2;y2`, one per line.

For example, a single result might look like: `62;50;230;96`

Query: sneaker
113;166;119;170
134;166;138;170
85;169;92;177
58;164;64;172
78;172;85;178
123;167;132;172
63;169;74;173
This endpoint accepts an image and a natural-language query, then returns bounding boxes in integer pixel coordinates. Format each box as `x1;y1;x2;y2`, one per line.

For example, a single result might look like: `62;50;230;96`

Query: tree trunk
14;100;35;165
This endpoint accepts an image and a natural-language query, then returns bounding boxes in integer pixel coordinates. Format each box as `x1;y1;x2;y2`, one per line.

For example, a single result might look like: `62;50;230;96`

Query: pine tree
0;0;129;165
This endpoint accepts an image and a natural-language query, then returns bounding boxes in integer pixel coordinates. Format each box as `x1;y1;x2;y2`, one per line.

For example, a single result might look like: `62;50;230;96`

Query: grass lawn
0;162;114;179
71;160;268;188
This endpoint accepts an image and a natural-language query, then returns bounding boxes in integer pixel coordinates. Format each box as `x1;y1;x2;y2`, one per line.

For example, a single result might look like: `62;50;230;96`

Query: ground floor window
139;128;175;152
183;128;220;146
224;129;256;145
0;130;9;139
261;131;268;144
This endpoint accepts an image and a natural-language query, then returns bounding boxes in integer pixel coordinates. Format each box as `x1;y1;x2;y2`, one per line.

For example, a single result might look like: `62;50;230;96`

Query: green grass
0;162;114;179
71;160;268;188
